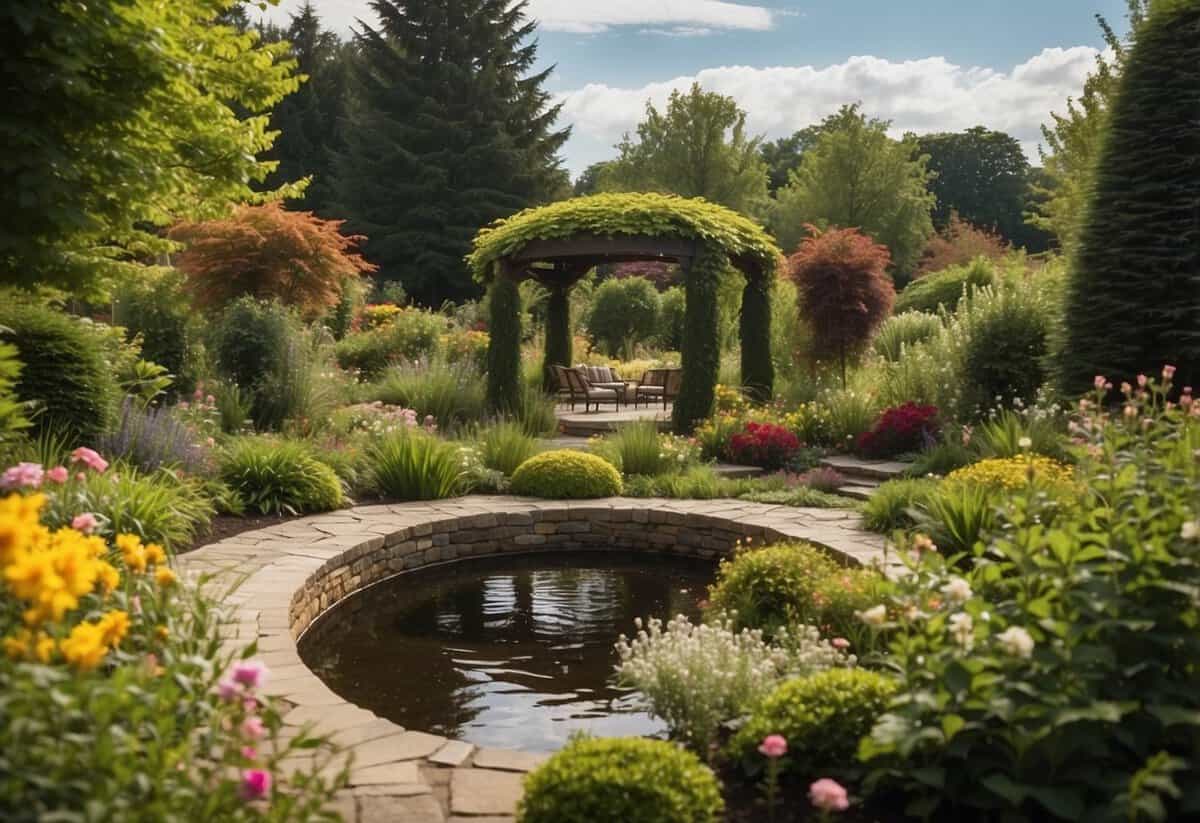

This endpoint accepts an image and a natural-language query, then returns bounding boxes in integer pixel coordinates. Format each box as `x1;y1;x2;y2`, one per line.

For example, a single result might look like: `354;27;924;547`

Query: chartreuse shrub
861;372;1200;821
707;543;884;647
368;428;465;500
517;737;723;823
0;493;346;820
219;438;344;515
730;668;898;780
0;300;117;445
1058;0;1200;394
510;450;622;499
0;342;30;460
894;256;997;315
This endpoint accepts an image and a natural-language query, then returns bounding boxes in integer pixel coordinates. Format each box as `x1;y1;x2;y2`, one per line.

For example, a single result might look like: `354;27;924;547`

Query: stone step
837;484;878;502
712;463;764;479
819;455;912;482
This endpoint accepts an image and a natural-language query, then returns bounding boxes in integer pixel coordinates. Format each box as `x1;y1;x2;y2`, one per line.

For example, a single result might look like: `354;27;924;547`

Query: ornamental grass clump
476;420;540;477
368;428;466;500
219;438;344;515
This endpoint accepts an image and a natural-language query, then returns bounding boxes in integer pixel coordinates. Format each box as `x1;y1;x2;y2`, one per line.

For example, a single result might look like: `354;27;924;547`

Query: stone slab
450;769;524;817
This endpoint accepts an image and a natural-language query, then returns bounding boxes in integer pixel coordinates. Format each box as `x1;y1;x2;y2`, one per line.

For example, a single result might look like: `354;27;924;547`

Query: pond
298;552;714;752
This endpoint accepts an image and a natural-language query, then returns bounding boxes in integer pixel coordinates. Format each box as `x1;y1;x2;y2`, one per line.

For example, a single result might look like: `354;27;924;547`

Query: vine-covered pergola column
543;284;572;391
486;261;523;413
739;268;775;402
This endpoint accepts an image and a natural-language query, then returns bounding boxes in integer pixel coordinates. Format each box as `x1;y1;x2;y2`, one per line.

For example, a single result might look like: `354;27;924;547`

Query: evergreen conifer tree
334;0;569;303
1059;0;1200;394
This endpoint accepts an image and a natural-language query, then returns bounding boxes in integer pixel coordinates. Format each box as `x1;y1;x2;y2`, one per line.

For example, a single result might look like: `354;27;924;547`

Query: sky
253;0;1133;178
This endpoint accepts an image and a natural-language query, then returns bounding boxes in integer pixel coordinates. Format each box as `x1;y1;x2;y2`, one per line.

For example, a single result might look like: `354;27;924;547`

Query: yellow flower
97;561;120;593
144;543;166;566
154;566;177;588
60;621;108;671
116;534;148;574
97;610;130;648
947;457;1075;491
155;625;169;642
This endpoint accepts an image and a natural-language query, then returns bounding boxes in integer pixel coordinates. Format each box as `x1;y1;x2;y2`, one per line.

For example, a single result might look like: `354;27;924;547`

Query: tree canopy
333;0;570;305
0;0;302;292
772;105;935;281
598;84;769;216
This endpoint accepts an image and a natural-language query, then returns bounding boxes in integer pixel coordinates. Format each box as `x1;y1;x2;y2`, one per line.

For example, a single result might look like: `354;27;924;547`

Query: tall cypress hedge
1058;0;1200;394
673;244;725;433
739;277;774;401
486;273;523;413
542;285;572;391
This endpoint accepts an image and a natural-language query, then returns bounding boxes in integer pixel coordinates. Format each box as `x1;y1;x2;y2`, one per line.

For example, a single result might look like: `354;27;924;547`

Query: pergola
468;193;782;433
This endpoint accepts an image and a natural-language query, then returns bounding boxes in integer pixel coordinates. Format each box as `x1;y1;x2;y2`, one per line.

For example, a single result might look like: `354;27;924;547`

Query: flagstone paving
177;495;890;822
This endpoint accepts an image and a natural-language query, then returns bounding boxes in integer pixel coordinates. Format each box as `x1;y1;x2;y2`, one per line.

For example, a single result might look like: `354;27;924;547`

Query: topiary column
486;266;523;412
542;283;572;391
673;244;724;433
1058;0;1200;394
739;273;774;401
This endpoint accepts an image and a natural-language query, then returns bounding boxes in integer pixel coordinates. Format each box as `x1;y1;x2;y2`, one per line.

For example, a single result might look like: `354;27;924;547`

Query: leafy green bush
707;542;883;644
368;429;465;500
731;668;897;780
873;311;942;361
219;438;344;515
0;300;117;445
975;408;1068;461
591;420;670;476
656;286;686;350
907;440;975;477
894;256;996;314
821;389;880;448
915;477;1001;557
370;361;487;427
112;270;196;394
0;342;30;459
586;276;660;359
334;308;443;379
517;737;723;823
476;421;539;476
861;374;1200;821
861;478;938;533
510;450;622;499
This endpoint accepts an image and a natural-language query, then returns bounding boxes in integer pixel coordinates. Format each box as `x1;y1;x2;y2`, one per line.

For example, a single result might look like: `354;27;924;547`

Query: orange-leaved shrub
917;213;1009;277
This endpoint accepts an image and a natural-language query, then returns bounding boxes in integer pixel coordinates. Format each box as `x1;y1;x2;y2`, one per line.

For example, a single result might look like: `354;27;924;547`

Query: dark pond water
299;552;714;752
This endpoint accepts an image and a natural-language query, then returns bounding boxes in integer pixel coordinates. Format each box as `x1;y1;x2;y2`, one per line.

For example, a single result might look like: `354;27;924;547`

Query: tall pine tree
334;0;569;304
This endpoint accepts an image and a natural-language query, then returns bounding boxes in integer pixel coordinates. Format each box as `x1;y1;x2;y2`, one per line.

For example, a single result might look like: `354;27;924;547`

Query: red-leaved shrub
856;402;940;458
917;213;1009;277
728;422;801;470
788;225;894;385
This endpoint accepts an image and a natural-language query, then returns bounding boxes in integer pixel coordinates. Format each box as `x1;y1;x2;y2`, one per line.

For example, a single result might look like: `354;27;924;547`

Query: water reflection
299;552;713;752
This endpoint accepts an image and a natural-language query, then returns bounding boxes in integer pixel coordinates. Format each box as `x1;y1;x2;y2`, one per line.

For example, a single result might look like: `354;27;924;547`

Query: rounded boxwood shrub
219;438;344;515
0;300;117;445
729;668;898;779
518;737;723;823
706;542;882;642
509;450;623;499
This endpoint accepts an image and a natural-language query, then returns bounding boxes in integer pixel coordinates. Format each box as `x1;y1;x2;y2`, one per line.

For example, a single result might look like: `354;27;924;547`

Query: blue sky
258;0;1133;176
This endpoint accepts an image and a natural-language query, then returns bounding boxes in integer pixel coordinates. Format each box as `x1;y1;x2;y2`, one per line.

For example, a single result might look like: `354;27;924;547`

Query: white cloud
557;46;1100;174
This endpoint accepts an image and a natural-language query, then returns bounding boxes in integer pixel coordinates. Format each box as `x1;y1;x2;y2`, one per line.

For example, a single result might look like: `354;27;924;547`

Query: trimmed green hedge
518;737;723;823
509;450;623;499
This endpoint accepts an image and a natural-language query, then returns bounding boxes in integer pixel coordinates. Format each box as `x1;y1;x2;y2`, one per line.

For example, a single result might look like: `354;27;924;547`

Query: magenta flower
231;660;268;690
241;715;266;740
45;465;69;485
809;778;849;812
217;679;240;703
239;769;271;801
241;746;258;761
1;462;45;490
1137;374;1148;388
70;447;109;473
71;512;99;534
758;734;787;759
1163;365;1177;380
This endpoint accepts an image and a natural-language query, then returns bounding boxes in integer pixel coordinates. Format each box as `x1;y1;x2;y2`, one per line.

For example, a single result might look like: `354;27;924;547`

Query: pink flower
1137;374;1148;388
239;769;272;801
809;778;849;812
217;679;240;702
75;472;87;482
832;638;850;650
71;512;99;534
194;388;204;401
70;447;108;473
1093;375;1107;390
241;715;266;740
758;734;787;759
1;462;44;490
241;746;258;761
45;465;69;484
231;660;268;690
1163;365;1176;380
206;394;216;405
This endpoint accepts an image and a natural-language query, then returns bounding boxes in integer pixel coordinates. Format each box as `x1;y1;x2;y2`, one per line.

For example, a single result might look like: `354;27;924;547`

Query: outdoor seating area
549;364;681;412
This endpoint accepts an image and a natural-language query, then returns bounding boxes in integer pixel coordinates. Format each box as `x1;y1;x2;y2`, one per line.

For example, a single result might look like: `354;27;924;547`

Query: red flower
856;403;940;458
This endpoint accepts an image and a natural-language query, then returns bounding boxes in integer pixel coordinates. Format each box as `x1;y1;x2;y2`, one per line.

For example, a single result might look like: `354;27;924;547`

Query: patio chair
559;366;621;412
634;368;681;410
579;364;629;399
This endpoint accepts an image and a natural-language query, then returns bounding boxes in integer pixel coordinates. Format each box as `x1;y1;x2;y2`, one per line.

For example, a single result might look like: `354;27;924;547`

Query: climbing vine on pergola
468;193;782;433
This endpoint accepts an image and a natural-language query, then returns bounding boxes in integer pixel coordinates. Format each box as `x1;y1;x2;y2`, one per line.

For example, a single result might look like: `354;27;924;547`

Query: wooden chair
634;368;682;410
558;366;621;412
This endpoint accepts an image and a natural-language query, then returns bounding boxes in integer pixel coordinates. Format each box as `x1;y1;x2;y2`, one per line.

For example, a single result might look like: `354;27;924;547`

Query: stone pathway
177;496;891;822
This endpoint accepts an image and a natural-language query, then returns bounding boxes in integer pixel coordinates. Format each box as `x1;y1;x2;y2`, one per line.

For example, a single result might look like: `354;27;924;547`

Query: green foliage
620;465;732;500
907;440;975;477
656;287;687;351
861;378;1200;821
861;478;939;534
0;301;117;446
915;481;1000;558
772;104;935;279
894;256;997;315
368;429;465;501
708;543;883;644
0;0;302;290
821;389;881;448
0;342;30;454
739;277;775;400
509;450;623;499
517;736;723;823
219;438;344;516
112;270;196;394
731;669;897;780
673;244;726;434
590;421;686;477
975;409;1069;461
873;312;943;362
469;193;780;285
598;83;769;215
476;421;539;476
210;297;296;429
586;277;661;359
371;362;488;427
515;383;559;437
487;275;524;413
333;308;444;379
1058;0;1200;394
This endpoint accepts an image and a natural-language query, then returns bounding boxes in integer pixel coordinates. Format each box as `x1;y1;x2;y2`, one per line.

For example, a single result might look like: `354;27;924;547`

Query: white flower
1018;436;1033;450
996;626;1035;659
941;577;972;605
1182;521;1199;541
857;605;887;627
948;612;974;649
